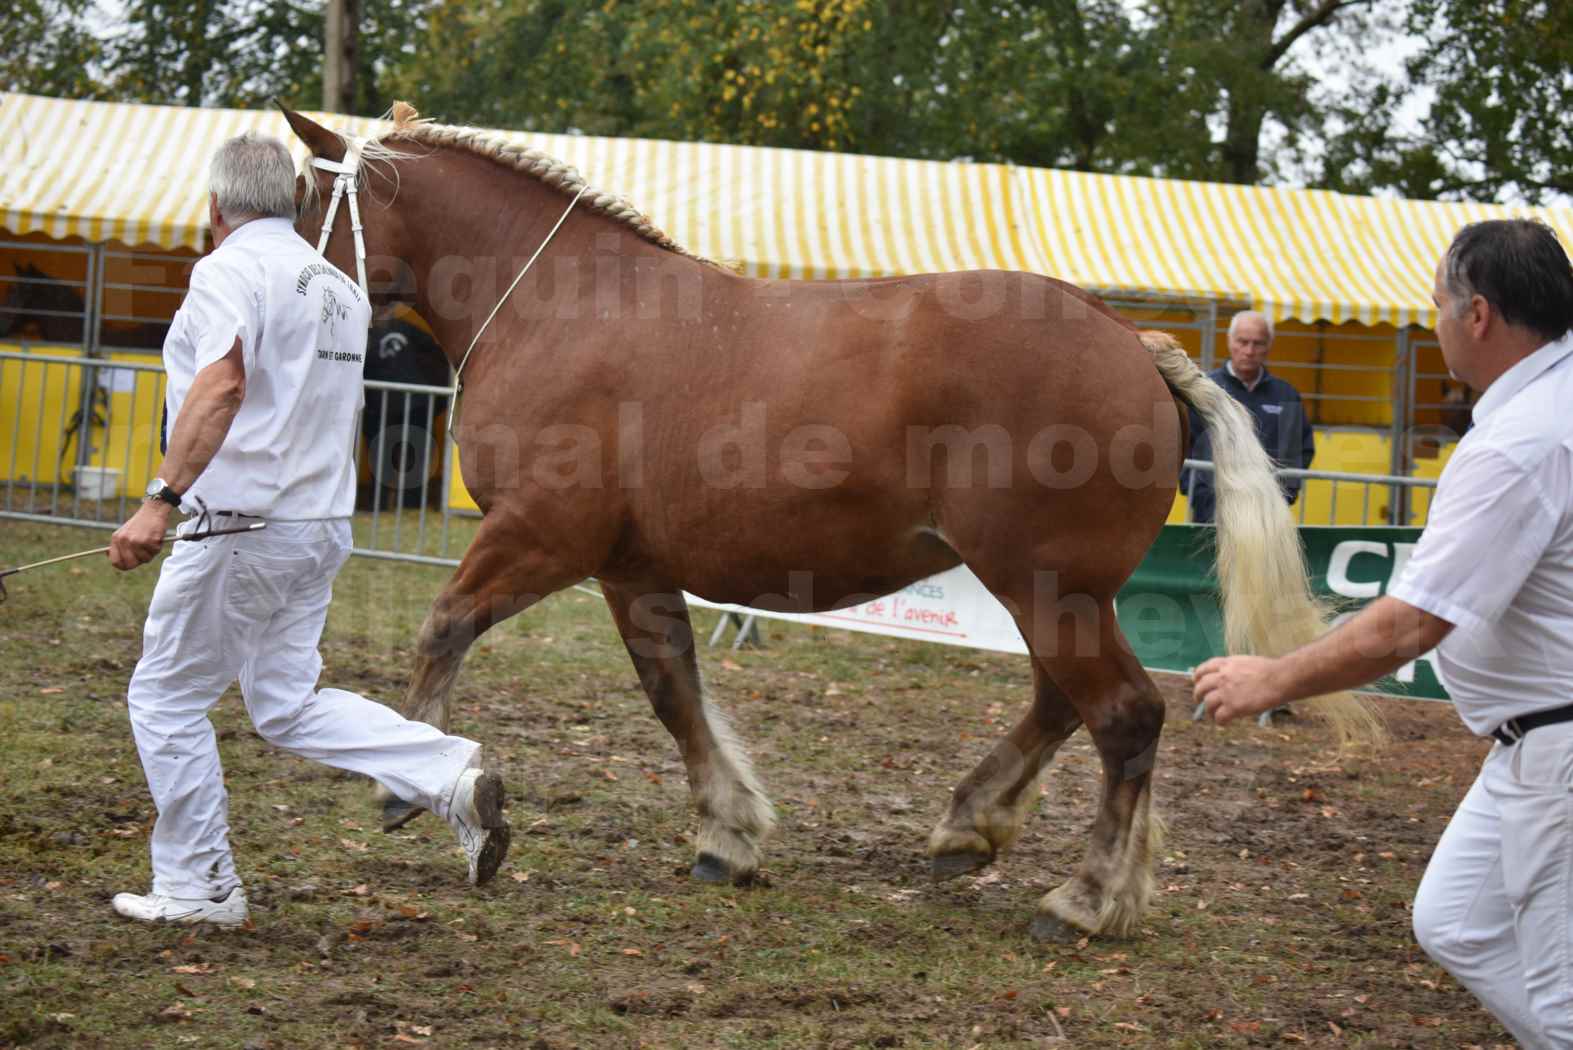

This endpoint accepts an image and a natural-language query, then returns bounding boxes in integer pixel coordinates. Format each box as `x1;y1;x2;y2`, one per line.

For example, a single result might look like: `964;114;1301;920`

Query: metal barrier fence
1179;459;1439;526
3;350;1442;569
0;347;469;564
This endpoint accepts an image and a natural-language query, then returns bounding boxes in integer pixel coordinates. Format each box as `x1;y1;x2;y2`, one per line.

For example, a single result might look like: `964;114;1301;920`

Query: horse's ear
276;101;345;163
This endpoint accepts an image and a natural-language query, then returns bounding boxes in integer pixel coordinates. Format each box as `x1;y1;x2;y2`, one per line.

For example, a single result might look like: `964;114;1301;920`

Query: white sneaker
112;886;249;927
447;768;510;885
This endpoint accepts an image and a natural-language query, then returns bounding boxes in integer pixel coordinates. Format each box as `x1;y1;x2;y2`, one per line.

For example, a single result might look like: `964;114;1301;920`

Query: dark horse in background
285;104;1378;941
0;262;168;349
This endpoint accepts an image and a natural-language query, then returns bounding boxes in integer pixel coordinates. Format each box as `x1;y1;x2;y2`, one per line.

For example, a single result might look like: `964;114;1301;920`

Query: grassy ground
0;518;1510;1049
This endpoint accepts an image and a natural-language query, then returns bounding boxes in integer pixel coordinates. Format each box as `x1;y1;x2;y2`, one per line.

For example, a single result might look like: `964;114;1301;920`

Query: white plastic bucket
74;466;122;500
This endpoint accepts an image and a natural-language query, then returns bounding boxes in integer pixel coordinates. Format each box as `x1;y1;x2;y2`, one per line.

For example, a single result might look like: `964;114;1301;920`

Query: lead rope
449;183;590;430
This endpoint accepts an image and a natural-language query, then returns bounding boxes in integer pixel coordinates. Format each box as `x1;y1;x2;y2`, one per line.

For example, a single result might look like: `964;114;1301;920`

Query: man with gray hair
106;131;510;926
1182;309;1316;523
1195;218;1573;1046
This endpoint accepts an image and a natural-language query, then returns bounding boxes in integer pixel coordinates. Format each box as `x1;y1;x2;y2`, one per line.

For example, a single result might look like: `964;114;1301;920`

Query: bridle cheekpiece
310;136;370;298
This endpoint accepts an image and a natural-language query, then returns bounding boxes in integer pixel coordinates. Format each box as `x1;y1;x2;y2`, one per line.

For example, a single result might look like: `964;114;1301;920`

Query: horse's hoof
381;797;426;833
930;850;993;881
1029;912;1088;944
690;852;733;884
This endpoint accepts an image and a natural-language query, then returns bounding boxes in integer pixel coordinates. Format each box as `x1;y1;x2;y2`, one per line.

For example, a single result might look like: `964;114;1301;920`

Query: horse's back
598;269;1179;605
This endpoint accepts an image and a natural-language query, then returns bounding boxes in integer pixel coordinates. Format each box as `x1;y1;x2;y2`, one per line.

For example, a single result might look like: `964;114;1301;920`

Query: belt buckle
1498;718;1524;745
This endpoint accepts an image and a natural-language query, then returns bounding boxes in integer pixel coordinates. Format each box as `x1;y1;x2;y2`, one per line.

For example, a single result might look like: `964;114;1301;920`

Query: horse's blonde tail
1139;331;1385;748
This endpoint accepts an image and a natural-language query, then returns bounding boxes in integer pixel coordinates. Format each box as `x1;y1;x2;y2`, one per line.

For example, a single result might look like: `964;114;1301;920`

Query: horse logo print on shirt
316;287;362;364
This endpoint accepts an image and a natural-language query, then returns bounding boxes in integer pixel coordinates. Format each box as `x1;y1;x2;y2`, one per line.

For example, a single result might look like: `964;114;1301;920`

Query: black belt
214;511;262;519
1491;703;1573;745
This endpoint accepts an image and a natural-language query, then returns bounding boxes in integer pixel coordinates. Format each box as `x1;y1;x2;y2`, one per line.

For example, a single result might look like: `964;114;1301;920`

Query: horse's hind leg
1026;610;1165;941
379;513;585;830
601;580;774;885
928;665;1082;878
931;598;1164;940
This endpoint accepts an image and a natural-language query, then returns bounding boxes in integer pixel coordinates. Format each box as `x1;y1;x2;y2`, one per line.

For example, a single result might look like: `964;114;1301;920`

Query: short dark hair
1444;219;1573;341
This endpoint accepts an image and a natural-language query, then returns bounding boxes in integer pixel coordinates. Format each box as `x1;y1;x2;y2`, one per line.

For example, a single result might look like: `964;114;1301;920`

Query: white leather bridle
310;136;370;297
308;137;588;424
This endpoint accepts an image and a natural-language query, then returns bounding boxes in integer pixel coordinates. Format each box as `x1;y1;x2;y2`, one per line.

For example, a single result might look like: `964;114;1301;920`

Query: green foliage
386;1;1184;167
1319;1;1572;204
102;0;320;108
0;0;105;99
1412;0;1569;202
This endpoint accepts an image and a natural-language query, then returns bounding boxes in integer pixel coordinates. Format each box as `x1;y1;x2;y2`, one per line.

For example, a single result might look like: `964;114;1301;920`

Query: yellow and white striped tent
5;91;1572;329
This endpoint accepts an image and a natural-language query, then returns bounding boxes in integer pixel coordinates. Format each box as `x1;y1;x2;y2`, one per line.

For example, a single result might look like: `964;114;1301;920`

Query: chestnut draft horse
284;105;1374;940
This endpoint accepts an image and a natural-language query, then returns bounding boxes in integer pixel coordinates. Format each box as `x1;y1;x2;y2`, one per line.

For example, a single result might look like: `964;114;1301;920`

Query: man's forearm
1271;596;1452;701
158;341;245;496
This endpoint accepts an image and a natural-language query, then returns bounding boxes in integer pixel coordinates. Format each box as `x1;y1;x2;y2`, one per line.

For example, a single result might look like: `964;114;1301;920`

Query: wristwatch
144;478;182;508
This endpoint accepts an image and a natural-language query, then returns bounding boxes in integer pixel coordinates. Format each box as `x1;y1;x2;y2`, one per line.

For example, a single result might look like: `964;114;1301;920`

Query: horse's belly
677;530;962;613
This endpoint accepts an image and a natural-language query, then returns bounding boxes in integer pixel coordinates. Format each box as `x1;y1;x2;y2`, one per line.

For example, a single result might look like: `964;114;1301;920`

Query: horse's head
280;105;417;307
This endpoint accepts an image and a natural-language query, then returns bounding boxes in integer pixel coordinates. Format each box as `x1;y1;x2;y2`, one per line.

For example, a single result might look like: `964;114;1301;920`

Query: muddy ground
0;519;1510;1049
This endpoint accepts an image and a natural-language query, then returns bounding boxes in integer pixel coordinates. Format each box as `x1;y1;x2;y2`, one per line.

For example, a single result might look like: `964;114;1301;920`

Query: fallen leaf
622;948;643;956
228;976;256;990
338;838;368;852
171;964;215;975
39;687;63;695
510;871;532;883
720;658;742;671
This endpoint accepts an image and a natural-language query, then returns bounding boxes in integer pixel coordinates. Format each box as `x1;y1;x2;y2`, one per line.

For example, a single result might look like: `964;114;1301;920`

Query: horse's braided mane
355;103;704;262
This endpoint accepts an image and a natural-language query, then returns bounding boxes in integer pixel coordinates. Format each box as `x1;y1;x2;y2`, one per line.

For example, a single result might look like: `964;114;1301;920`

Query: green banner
1115;525;1449;701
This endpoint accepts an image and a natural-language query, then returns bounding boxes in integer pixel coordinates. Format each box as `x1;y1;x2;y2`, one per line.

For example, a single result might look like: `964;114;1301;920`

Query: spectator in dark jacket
1183;311;1316;523
361;305;451;507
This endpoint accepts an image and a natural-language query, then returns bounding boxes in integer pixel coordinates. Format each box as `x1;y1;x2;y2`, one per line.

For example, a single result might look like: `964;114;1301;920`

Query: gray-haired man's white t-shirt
162;217;369;520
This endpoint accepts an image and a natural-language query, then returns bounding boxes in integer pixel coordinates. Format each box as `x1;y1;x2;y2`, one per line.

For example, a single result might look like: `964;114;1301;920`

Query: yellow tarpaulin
4;91;1571;328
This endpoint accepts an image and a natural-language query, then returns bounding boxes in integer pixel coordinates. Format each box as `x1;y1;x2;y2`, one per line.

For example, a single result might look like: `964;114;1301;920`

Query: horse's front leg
601;580;774;884
378;512;584;831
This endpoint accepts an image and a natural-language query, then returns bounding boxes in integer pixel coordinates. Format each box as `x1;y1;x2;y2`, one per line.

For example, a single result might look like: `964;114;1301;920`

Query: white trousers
127;518;477;899
1412;722;1573;1049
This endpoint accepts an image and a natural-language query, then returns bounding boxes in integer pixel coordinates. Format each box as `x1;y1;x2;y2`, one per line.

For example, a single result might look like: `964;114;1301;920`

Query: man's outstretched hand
1192;655;1287;725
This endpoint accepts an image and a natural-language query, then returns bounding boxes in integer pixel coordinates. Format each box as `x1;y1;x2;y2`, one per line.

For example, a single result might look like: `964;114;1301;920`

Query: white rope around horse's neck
449;183;589;426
